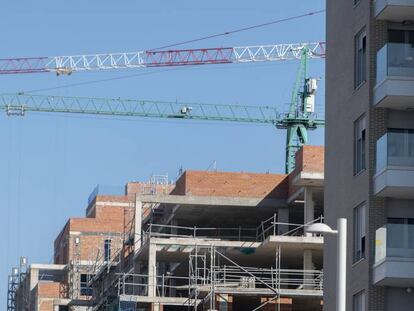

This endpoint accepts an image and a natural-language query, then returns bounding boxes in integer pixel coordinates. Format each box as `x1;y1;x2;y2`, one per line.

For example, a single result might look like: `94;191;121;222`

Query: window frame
353;204;366;263
80;273;93;296
353;290;366;311
104;239;112;262
355;28;367;89
354;115;367;175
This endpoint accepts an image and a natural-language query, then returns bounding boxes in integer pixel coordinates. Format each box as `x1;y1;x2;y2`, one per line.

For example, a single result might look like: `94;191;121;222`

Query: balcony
374;43;414;109
375;0;414;21
374;223;414;286
374;131;414;198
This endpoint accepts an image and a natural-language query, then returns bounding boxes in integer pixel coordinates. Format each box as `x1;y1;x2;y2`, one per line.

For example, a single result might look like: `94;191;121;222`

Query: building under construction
8;145;324;311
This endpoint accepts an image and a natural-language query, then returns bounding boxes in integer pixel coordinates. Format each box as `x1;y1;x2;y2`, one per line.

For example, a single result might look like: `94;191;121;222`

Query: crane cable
19;9;325;94
147;9;325;51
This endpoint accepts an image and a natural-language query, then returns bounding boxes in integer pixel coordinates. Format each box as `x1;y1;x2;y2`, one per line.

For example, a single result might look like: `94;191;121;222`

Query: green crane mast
276;47;323;173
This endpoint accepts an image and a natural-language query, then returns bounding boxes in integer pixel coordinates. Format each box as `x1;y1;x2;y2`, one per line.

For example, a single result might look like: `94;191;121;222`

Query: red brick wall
37;282;67;298
54;196;134;264
127;182;175;196
54;222;70;264
288;145;324;197
67;234;124;261
292;145;324;175
172;170;288;199
38;299;54;311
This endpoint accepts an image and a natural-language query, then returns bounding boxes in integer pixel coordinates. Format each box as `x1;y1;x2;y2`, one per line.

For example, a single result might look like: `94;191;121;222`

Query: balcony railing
138;216;324;248
375;223;414;264
87;184;125;206
376;131;414;173
377;43;414;84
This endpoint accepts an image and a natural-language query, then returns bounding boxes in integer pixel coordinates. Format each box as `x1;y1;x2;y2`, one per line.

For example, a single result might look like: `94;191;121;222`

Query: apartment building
325;1;414;310
8;145;325;311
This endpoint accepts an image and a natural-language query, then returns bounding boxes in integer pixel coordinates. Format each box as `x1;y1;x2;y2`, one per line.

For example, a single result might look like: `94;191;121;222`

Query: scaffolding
7;257;29;311
7;268;19;311
108;243;323;311
88;203;324;311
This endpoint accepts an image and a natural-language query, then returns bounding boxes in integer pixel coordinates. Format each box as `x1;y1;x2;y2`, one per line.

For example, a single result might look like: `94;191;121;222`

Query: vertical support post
210;245;215;311
134;198;143;253
123;273;126;295
170;220;178;236
303;250;315;289
277;209;289;234
162;274;165;297
337;218;347;311
148;243;157;298
304;188;315;236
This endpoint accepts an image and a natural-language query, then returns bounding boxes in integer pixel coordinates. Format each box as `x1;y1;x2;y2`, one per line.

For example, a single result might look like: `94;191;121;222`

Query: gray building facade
326;0;414;310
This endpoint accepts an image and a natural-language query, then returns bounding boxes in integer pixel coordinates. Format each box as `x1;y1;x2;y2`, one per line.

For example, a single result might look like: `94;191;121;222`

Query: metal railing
210;265;323;291
87;184;125;205
116;273;190;298
143;223;258;242
140;215;324;246
114;267;323;298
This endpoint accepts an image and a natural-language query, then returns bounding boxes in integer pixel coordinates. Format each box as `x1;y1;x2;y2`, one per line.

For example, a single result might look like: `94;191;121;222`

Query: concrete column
216;294;232;311
29;268;39;291
134;199;143;253
260;297;292;311
304;188;315;237
170;220;178;236
277;208;289;234
149;303;163;311
148;243;157;298
303;249;315;289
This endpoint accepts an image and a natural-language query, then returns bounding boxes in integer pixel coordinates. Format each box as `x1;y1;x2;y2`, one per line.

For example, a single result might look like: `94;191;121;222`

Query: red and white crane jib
0;42;325;75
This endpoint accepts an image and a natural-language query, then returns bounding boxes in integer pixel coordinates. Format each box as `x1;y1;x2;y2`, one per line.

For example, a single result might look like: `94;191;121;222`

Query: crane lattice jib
0;93;285;124
0;42;325;74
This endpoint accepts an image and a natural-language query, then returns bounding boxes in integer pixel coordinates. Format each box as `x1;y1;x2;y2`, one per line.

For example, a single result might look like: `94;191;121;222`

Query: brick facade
172;170;289;199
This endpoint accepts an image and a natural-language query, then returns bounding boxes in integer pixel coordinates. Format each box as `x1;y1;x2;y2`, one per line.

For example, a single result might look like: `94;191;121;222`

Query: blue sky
0;0;325;305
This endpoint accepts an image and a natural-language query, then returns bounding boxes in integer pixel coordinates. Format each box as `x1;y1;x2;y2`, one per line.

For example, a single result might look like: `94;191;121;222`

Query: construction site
2;3;327;311
9;146;325;311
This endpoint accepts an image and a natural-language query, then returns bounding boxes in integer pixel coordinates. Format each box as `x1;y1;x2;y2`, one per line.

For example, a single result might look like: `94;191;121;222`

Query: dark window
354;115;366;175
58;306;69;311
80;274;93;296
388;29;414;45
353;205;366;262
355;29;367;88
104;239;111;262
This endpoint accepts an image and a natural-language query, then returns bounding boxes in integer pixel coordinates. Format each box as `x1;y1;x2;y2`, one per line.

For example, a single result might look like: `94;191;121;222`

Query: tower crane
0;42;325;75
1;42;325;173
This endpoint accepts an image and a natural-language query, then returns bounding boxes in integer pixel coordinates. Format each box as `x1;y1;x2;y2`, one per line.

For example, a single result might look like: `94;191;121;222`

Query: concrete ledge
266;235;324;249
374;168;414;198
292;171;324;187
150;237;260;248
119;295;201;305
373;257;414;286
374;78;414;109
30;263;66;270
136;194;287;208
375;0;414;21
